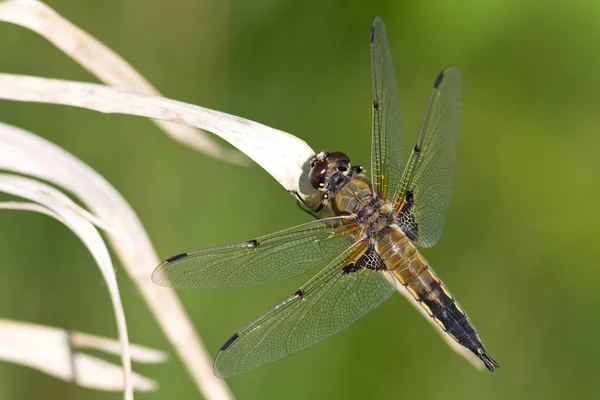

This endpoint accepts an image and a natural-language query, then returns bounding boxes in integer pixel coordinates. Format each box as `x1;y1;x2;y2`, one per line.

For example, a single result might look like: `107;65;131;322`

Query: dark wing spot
220;333;239;351
166;252;188;263
342;263;360;275
370;25;375;43
434;71;444;88
248;239;259;248
344;247;384;274
413;145;421;155
404;225;418;241
398;191;418;240
405;190;415;206
294;289;305;298
359;247;384;271
373;100;379;110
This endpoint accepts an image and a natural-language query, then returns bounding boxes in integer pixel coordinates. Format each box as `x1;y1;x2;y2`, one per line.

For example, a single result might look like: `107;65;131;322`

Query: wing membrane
370;16;406;201
214;243;395;377
393;68;462;247
152;216;357;288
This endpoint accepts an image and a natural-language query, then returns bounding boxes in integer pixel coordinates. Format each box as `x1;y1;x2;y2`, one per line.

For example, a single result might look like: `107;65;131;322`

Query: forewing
393;68;462;247
370;16;406;201
214;243;395;377
152;216;357;288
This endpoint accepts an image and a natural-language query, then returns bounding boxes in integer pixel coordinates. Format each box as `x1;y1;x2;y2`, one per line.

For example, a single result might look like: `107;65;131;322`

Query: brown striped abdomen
376;226;494;367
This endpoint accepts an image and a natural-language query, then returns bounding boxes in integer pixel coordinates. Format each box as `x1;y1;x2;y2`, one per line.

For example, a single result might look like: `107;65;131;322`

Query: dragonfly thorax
332;175;394;240
356;198;395;238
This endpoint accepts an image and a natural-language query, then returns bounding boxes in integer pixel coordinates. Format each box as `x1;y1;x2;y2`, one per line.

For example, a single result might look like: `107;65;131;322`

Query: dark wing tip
433;71;445;88
479;350;500;372
371;16;384;43
151;252;188;286
166;252;188;263
214;333;241;379
220;333;240;351
433;68;463;90
370;24;375;43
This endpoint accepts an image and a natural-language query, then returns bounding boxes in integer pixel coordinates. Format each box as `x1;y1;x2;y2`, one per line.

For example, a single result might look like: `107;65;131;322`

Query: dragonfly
152;16;498;378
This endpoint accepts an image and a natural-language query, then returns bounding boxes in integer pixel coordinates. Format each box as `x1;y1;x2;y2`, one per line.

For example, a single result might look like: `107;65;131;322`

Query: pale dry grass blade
0;74;316;197
69;331;167;364
0;123;234;400
0;318;164;392
0;0;247;165
0;177;127;240
0;174;135;399
0;200;57;217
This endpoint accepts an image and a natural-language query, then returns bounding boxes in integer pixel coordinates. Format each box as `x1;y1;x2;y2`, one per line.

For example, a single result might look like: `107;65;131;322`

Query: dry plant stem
69;331;167;363
0;316;164;392
0;176;134;400
0;0;248;165
0;123;234;400
0;73;316;197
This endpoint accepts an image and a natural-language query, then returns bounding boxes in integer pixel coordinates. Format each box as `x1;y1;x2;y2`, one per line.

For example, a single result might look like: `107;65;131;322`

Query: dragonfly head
309;150;353;193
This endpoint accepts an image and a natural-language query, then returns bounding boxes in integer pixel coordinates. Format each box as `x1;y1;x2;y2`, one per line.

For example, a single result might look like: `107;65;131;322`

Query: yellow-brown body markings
331;174;489;362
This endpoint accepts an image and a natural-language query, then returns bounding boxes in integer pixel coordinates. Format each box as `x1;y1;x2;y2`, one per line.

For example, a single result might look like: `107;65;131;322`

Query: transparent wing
214;243;395;378
152;216;357;288
392;68;462;248
370;16;406;201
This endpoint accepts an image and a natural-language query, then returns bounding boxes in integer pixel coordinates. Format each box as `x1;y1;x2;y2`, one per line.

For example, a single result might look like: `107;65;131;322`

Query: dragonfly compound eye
309;160;328;190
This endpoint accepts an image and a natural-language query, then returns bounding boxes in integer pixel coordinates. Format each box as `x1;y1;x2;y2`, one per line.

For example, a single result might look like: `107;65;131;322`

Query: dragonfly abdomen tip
478;348;499;372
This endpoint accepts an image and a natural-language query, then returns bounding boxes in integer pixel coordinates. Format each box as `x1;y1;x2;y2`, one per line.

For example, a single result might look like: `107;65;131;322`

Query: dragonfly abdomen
376;226;499;371
406;266;474;342
375;225;424;282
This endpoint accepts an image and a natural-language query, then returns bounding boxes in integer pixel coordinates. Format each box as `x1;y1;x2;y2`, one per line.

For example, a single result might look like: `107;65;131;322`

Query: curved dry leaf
0;175;134;399
0;122;234;400
0;200;58;218
0;0;248;165
69;331;167;364
0;74;316;198
0;318;164;392
0;176;126;240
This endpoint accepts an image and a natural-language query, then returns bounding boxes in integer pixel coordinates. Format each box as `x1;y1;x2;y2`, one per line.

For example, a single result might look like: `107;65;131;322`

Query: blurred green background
1;0;599;399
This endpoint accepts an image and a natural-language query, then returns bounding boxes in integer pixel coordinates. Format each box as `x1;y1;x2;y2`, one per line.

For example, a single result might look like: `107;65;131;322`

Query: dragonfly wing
214;242;395;377
152;216;357;288
393;68;462;248
370;16;406;201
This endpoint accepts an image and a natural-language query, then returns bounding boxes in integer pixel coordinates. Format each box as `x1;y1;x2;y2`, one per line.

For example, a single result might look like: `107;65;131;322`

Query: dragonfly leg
288;190;328;217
